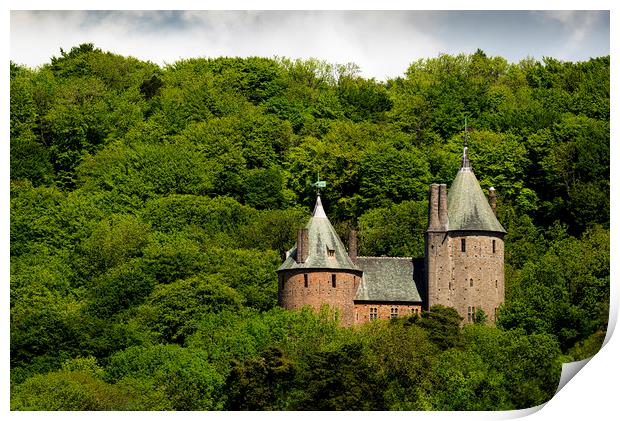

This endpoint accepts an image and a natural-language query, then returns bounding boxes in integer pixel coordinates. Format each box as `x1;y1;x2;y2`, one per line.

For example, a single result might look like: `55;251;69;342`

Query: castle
277;146;505;326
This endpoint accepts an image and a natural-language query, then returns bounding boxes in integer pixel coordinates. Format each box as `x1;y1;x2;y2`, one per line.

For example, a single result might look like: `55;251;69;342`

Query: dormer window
327;248;335;258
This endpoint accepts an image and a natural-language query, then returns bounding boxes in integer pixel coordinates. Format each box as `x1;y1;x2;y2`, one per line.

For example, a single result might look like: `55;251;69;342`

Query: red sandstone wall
353;303;422;325
279;270;361;326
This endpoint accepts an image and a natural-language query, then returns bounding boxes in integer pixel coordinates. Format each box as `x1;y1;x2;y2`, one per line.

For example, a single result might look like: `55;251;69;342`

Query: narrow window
332;274;336;288
494;307;497;321
495;279;498;288
467;306;472;322
492;240;496;254
390;307;398;319
461;238;466;252
470;278;474;287
304;274;308;288
370;307;378;320
449;282;452;290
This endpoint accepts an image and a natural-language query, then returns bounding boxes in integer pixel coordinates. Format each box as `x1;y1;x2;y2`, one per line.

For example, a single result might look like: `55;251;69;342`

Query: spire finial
461;117;471;171
311;173;328;217
312;195;327;218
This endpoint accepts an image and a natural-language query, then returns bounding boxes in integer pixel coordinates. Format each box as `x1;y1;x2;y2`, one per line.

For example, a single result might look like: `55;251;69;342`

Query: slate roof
278;196;360;272
354;257;422;302
447;148;506;234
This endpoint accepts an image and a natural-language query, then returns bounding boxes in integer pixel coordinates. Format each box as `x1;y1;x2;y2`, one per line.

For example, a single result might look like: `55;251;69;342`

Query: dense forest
10;44;609;410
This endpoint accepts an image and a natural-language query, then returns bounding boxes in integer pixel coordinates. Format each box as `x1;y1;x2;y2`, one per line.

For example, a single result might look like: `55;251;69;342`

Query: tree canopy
10;45;609;410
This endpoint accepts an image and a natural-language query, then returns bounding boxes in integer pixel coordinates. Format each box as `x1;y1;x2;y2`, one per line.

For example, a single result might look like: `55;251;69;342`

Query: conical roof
278;196;360;272
447;148;506;233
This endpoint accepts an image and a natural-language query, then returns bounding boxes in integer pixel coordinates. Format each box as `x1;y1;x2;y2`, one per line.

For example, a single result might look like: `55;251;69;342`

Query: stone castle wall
425;231;452;311
353;303;422;324
426;231;504;323
278;269;362;326
448;232;504;323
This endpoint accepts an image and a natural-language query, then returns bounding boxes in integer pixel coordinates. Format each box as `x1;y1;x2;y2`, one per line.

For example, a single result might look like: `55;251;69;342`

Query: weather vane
313;172;326;195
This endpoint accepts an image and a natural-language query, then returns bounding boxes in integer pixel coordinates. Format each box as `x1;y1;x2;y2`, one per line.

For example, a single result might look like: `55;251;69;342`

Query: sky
9;9;610;80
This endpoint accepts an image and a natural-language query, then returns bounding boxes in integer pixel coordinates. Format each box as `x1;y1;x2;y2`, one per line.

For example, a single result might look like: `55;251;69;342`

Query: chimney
296;228;309;263
348;229;358;261
438;184;449;230
488;187;497;216
427;184;440;231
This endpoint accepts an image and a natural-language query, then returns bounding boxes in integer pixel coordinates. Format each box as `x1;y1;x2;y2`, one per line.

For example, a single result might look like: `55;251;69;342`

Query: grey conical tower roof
278;195;360;272
447;147;506;233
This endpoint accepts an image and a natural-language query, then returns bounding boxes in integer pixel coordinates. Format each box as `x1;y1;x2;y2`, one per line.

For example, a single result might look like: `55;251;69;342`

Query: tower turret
277;195;362;326
426;124;505;323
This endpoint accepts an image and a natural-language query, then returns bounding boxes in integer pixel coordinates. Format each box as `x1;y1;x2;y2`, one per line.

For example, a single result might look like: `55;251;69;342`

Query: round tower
426;145;506;324
277;195;362;326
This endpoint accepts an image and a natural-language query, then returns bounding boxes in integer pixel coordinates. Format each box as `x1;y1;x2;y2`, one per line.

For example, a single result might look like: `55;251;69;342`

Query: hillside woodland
10;45;610;410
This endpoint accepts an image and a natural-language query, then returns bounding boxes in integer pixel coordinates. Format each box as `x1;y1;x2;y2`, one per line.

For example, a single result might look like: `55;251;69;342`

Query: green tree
87;260;156;317
414;305;463;350
11;364;172;410
136;274;243;343
77;214;150;276
293;342;385;410
104;344;225;410
225;347;296;410
358;200;427;257
77;139;216;206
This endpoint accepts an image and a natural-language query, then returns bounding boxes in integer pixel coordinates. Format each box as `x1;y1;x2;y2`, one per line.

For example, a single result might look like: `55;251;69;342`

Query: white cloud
10;10;609;79
539;10;602;42
534;10;607;59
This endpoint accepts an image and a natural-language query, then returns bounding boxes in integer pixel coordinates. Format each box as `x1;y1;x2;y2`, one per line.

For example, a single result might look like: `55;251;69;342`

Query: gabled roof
354;257;422;302
278;196;360;272
447;147;506;234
